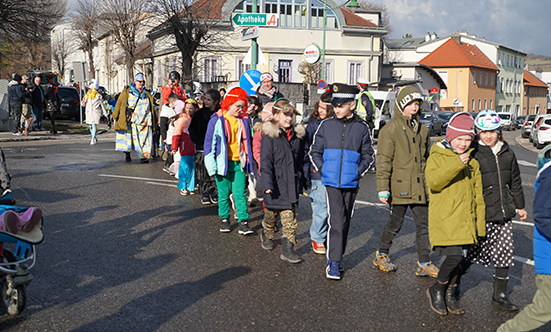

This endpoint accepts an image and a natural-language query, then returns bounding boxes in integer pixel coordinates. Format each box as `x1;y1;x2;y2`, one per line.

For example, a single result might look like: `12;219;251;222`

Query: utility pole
251;0;258;70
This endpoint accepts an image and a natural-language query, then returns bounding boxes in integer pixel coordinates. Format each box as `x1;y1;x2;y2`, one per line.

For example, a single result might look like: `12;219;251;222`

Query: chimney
431;32;437;40
425;33;431;42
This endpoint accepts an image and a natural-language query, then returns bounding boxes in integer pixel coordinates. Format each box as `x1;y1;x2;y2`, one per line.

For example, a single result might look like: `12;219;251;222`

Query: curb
0;129;110;143
515;135;538;153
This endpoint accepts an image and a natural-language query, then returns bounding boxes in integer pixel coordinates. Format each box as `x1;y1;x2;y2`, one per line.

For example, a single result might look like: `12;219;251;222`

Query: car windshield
58;88;78;100
436;112;453;120
499;114;511;120
420;113;432;120
527;114;537;121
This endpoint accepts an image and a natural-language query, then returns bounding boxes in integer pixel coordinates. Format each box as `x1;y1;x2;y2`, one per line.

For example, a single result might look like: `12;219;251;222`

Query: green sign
232;13;278;26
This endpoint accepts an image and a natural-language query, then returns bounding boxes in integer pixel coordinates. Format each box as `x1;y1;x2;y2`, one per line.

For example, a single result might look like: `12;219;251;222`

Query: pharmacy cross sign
232;13;278;26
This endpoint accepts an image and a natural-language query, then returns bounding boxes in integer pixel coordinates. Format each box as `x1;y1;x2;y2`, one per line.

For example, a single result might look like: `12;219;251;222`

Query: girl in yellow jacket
425;112;486;316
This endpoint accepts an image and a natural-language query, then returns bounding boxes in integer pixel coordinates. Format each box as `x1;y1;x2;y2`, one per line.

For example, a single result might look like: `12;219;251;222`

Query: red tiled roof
340;8;378;27
418;39;498;71
524;70;548;88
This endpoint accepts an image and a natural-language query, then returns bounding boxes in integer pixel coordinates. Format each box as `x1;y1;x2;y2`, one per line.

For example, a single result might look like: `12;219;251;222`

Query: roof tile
340;8;378;28
524;70;548;88
418;39;498;71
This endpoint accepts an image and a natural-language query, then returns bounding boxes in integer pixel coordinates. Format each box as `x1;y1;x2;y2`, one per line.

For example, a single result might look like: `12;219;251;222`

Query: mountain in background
526;53;551;72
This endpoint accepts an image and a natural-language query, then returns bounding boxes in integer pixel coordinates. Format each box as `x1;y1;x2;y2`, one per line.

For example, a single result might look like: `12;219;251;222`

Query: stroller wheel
1;250;26;316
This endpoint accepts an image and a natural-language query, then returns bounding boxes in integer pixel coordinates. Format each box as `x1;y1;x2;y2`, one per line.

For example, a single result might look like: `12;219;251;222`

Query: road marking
98;174;178;183
145;182;178;188
514;256;535;266
355;200;387;207
518;160;537;167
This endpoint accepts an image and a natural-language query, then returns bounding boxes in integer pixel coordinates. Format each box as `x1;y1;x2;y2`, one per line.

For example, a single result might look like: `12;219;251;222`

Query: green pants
498;274;551;332
215;161;249;222
262;207;297;244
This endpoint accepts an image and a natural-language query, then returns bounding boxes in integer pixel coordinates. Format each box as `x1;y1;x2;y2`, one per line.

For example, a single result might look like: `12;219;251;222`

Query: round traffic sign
317;80;326;90
239;69;262;95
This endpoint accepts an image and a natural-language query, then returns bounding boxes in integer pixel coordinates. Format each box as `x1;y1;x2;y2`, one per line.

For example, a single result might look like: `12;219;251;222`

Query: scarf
129;83;146;100
86;88;98;100
259;86;277;99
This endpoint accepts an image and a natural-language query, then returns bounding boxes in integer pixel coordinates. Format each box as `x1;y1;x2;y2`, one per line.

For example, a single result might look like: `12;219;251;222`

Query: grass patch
42;123;89;132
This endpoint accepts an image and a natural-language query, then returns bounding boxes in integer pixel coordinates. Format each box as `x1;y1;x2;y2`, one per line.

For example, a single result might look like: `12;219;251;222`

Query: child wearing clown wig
204;87;255;235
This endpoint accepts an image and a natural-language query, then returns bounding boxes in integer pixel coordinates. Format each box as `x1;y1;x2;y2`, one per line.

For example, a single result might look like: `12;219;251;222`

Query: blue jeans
310;179;328;243
32;105;43;128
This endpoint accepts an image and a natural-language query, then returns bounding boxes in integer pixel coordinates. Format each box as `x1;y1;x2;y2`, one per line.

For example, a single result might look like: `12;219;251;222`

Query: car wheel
529;134;533;143
521;132;527;138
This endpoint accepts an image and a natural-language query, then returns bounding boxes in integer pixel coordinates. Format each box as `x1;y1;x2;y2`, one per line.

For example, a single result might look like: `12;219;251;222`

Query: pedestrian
83;79;106;145
44;83;61;134
246;95;263;207
219;88;226;100
497;145;551;332
172;99;197;196
160;71;186;104
161;93;181;174
304;91;334;255
355;78;376;129
204;87;254;235
373;86;439;277
113;72;157;163
7;74;24;136
20;75;34;136
255;73;284;106
309;83;374;280
425;112;486;316
454;110;527;310
30;76;45;131
259;99;306;263
190;89;220;205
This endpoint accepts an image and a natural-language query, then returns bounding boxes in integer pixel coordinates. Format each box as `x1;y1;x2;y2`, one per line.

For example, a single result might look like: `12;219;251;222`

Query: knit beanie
174;100;185;114
446;112;475;143
395;86;423;115
221;87;249;115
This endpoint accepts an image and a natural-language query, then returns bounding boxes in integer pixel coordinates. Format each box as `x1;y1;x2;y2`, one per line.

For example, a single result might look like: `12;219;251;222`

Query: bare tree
51;32;75;81
152;0;233;83
403;33;413;39
298;61;322;84
358;1;393;37
98;0;155;83
72;0;99;79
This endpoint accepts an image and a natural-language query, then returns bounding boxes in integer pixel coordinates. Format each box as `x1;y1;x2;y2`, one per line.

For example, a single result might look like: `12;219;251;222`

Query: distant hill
526;53;551;72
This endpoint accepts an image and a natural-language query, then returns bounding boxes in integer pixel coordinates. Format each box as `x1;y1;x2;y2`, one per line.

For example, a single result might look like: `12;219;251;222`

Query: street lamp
321;0;359;82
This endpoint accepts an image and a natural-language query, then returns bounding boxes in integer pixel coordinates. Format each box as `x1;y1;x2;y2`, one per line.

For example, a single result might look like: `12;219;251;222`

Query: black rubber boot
445;285;465;315
427;280;448;315
280;237;301;264
492;276;519;311
454;260;470;299
125;152;132;162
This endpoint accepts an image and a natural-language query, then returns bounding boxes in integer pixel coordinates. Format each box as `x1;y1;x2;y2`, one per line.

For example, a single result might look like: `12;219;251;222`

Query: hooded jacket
534;162;551;275
309;114;374;189
471;140;524;222
425;139;486;249
260;121;306;209
7;80;24;104
376;109;430;204
204;110;254;176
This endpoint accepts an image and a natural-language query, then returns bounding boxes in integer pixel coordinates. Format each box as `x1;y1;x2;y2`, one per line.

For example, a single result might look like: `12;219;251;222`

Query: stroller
0;191;43;315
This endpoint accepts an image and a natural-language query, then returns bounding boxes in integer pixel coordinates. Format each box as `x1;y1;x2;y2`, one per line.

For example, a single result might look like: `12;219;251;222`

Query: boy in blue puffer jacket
498;145;551;331
309;83;374;280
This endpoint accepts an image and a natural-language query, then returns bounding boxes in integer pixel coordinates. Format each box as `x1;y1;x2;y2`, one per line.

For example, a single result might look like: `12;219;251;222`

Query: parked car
530;114;546;143
516;116;526;130
435;111;455;133
522;114;537;138
531;114;551;149
57;86;84;120
419;111;443;136
498;112;516;130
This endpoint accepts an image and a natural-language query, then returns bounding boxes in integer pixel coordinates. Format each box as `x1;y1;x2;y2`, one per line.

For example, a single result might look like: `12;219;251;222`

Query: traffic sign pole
251;0;258;70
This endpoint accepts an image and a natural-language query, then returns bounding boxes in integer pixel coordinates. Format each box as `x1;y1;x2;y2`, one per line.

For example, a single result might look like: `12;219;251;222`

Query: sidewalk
0;123;114;143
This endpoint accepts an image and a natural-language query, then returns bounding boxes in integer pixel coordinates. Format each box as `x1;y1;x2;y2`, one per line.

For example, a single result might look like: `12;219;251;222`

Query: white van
498;112;516;131
370;90;396;138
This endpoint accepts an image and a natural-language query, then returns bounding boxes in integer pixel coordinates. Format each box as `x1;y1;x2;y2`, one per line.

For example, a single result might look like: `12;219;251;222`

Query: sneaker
260;232;273;250
373;251;397;272
312;241;326;255
180;189;189;196
90;139;96;145
220;218;230;233
201;196;211;205
416;261;439;278
163;166;171;174
238;221;253;235
189;191;195;195
326;261;341;280
210;195;218;204
12;132;21;136
248;197;259;207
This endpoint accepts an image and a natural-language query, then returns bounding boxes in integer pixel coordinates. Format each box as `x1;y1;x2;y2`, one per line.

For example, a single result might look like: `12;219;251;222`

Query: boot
280;237;301;263
445;285;465;315
454;260;470;299
125;152;132;162
427;280;448;315
492;276;519;311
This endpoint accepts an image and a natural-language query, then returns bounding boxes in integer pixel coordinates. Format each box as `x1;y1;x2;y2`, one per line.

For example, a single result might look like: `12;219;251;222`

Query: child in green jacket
425;112;486;316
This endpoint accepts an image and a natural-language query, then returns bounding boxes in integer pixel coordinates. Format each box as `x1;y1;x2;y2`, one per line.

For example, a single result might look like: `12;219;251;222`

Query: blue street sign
239;69;262;95
318;79;326;90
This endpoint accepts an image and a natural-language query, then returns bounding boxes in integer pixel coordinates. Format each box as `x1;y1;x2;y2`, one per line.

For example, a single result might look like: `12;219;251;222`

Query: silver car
521;114;537;139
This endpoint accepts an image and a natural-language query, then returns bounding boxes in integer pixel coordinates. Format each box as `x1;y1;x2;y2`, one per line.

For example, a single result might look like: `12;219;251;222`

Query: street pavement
0;125;548;331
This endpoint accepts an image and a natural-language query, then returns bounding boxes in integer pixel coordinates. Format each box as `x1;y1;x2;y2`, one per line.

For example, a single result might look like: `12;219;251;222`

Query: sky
366;0;551;56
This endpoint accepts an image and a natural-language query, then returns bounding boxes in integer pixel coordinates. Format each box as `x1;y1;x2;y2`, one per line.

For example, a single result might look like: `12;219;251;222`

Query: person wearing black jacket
45;84;62;134
189;89;220;205
7;74;24;135
30;76;45;131
456;110;527;311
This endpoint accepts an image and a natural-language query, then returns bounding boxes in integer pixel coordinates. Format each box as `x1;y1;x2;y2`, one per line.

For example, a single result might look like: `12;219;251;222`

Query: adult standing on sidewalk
113;73;157;163
255;73;284;106
30;76;45;131
7;74;24;136
44;83;61;134
20;75;34;136
83;79;106;145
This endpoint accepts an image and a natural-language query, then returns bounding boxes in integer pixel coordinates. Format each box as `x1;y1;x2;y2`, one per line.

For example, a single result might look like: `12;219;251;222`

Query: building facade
523;70;548;116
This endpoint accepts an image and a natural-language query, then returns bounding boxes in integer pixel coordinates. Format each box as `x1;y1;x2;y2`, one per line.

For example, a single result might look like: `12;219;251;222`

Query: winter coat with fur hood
260;120;306;210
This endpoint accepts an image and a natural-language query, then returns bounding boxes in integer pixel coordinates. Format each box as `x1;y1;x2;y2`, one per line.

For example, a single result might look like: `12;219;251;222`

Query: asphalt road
0;128;548;331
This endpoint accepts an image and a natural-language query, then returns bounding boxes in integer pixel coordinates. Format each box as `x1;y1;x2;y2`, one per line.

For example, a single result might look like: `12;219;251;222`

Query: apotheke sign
303;44;321;64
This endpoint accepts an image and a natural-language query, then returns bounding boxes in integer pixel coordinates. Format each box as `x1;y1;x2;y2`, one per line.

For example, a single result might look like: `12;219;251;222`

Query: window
473;71;476;85
484;99;487;109
324;60;333;84
172;57;177;71
157;60;162;86
438;71;448;84
478;98;481;111
237;58;251;79
485;73;488;86
479;72;482;85
490;99;493;109
472;98;475;112
348;62;362;85
202;58;219;82
278;59;292;82
491;74;494;86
